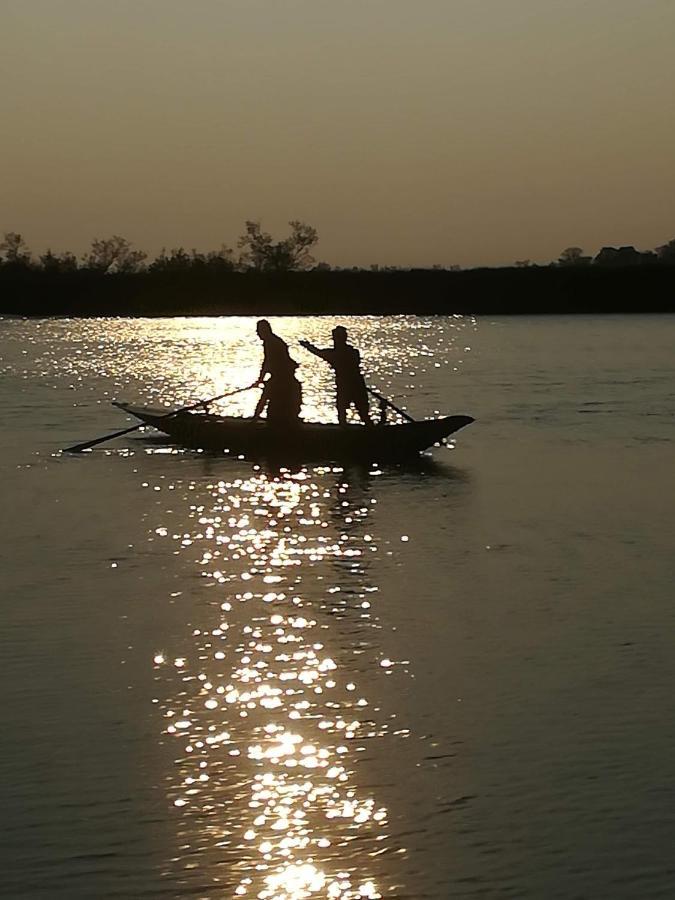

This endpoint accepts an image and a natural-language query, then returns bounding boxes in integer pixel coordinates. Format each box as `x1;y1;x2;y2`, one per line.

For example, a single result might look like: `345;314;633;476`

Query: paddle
365;386;452;451
64;382;258;453
298;341;416;423
364;386;416;423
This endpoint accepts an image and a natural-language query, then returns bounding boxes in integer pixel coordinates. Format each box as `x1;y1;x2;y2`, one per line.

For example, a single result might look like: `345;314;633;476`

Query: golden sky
2;0;674;267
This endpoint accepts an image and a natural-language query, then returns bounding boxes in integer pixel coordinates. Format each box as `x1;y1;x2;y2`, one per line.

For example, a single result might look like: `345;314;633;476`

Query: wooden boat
114;402;474;460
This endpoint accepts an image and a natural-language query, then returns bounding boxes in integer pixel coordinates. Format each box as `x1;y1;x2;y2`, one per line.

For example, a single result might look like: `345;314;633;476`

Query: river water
1;315;674;899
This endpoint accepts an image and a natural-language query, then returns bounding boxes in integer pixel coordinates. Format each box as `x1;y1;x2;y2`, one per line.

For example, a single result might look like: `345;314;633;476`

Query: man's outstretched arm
299;340;335;364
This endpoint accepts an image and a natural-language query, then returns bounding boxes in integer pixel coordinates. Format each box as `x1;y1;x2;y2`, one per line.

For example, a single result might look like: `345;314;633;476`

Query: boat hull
114;404;473;460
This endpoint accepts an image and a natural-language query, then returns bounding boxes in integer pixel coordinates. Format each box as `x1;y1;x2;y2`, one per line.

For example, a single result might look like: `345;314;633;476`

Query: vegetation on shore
1;224;674;316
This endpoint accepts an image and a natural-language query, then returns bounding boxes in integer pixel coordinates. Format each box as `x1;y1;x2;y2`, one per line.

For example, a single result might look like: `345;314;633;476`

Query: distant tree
655;238;675;262
237;222;272;271
150;245;235;273
150;247;191;272
0;232;31;266
558;247;587;266
39;249;78;273
201;245;236;271
515;259;531;268
237;220;318;272
84;235;147;273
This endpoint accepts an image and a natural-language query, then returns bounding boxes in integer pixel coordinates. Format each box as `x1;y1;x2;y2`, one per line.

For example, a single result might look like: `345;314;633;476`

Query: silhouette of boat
114;403;474;460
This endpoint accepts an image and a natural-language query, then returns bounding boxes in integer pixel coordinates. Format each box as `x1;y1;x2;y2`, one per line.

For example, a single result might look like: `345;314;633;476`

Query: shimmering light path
152;469;405;898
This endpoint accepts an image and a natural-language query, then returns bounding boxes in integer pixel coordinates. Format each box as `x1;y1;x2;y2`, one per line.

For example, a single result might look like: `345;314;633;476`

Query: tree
84;235;147;273
515;259;531;268
237;220;318;272
200;245;236;272
39;249;78;273
148;244;235;272
150;245;235;273
0;232;31;266
150;247;192;272
558;247;585;266
655;238;675;262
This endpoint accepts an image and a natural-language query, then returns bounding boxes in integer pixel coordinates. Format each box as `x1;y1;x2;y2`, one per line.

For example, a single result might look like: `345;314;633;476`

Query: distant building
593;246;656;266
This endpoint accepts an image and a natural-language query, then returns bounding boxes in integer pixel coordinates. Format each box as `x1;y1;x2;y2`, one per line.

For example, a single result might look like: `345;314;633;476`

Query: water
1;315;674;899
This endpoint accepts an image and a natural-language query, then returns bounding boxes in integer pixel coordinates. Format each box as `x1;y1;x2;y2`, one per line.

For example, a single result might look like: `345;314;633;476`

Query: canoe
114;403;474;461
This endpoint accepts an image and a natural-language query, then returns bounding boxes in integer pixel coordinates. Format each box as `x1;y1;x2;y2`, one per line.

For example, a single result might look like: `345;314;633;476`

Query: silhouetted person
300;326;371;425
253;320;302;424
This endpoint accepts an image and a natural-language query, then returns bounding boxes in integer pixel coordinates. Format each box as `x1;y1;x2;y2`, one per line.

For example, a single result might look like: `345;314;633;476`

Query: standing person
253;320;302;424
300;326;371;425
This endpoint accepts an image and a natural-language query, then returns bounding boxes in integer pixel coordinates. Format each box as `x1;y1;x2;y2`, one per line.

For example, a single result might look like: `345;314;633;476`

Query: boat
113;402;474;461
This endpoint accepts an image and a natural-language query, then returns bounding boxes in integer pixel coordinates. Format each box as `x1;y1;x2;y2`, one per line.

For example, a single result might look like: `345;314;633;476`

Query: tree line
2;221;675;316
2;223;675;274
0;221;319;274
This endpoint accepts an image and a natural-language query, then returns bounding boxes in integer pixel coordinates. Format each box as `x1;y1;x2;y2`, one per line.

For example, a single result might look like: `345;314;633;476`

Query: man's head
256;319;272;340
332;325;348;346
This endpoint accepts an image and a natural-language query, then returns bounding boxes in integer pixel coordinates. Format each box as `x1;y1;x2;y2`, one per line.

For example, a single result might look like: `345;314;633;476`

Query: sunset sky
2;0;674;268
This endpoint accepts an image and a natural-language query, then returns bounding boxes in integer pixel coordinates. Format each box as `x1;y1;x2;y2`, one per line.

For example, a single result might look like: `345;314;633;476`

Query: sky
2;0;674;268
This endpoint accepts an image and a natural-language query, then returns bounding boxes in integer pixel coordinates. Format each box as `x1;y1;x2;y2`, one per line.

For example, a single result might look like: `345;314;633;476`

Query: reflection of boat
114;403;474;459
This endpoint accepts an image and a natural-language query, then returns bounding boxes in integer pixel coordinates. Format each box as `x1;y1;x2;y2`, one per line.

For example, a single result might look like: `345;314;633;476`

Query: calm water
1;315;675;900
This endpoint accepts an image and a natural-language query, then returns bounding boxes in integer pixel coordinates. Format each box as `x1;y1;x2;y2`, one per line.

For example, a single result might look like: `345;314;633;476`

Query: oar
367;385;454;449
64;382;258;453
364;386;416;423
298;341;416;423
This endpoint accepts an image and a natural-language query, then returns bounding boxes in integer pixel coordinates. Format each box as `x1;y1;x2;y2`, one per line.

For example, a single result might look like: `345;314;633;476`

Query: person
253;319;302;424
300;326;371;425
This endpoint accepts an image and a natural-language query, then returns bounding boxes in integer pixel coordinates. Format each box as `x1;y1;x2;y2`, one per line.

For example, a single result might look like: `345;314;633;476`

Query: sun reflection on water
152;467;404;898
4;315;474;431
